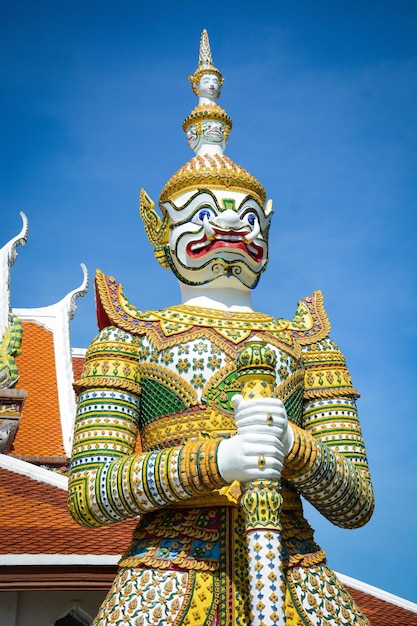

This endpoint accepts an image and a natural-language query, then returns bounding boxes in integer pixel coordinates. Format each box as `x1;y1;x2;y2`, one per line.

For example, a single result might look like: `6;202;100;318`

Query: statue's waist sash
119;496;325;572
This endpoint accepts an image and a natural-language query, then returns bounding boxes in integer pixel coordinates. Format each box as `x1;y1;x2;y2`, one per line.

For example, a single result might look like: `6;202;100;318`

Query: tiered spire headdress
140;29;267;268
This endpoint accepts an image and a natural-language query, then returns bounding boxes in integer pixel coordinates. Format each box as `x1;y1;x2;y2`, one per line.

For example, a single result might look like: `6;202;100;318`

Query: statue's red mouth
186;229;263;262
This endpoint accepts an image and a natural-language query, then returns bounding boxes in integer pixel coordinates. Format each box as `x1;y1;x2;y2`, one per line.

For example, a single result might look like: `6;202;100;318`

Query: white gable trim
0;554;119;566
0;454;68;490
336;571;417;613
13;264;88;457
72;348;87;358
0;212;28;332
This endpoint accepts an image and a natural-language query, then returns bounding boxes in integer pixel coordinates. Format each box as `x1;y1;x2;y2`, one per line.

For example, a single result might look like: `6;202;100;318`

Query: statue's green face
186;120;226;153
186;124;199;151
161;189;272;288
201;120;225;143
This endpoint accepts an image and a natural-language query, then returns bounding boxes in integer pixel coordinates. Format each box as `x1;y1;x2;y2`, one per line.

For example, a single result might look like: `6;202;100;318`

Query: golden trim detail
274;370;305;403
94;270;302;358
182;103;232;138
138;362;198;408
159;153;266;205
289;291;331;346
141;409;235;451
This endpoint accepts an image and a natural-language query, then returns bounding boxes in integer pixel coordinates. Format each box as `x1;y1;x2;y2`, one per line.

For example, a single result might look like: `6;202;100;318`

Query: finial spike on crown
199;30;213;69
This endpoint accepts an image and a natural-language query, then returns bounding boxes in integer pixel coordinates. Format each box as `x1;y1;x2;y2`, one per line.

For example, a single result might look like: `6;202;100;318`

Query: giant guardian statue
69;31;374;626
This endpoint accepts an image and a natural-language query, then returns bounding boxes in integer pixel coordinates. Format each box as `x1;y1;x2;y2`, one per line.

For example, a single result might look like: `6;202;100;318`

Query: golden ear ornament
139;188;171;269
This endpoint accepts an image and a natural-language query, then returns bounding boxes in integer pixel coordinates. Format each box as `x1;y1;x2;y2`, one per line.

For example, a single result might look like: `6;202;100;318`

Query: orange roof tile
346;585;417;626
72;356;85;383
0;467;137;555
13;321;65;458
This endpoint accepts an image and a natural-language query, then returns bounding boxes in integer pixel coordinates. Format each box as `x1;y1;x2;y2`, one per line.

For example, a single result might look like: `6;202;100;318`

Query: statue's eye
246;212;257;226
199;209;211;220
193;208;214;224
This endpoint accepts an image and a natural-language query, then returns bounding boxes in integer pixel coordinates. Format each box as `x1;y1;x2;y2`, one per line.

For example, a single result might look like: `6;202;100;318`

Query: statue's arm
68;326;226;528
282;337;374;529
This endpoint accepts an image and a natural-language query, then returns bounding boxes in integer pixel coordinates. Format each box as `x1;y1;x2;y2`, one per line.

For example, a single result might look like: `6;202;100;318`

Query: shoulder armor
288;290;331;345
73;325;142;395
95;269;158;335
289;291;360;400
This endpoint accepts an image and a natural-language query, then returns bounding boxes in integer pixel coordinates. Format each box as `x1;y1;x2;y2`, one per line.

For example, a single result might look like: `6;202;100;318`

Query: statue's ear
264;199;273;217
263;199;274;239
139;189;171;269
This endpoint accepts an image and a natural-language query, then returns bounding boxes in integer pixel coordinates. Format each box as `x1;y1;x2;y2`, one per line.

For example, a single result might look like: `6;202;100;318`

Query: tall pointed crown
140;30;267;268
161;29;266;205
188;29;224;96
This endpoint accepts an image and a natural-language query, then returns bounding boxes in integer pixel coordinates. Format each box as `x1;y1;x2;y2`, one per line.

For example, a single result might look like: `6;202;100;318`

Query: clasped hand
217;395;294;483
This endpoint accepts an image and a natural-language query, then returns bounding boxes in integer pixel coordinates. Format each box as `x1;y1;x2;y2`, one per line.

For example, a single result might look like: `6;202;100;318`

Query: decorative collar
95;269;330;347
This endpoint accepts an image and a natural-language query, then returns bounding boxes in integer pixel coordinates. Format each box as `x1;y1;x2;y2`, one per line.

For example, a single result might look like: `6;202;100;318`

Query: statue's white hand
217;395;294;483
232;395;294;455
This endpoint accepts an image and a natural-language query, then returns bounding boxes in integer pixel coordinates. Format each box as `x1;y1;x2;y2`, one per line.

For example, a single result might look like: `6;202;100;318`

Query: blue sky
2;0;416;603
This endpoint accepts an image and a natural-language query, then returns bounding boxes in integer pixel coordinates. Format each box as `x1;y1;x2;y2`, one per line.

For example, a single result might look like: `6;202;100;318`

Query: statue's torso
132;306;305;452
77;277;370;625
106;307;321;578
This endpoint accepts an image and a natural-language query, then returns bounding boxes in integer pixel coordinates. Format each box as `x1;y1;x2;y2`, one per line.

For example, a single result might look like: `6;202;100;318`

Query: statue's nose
212;210;243;230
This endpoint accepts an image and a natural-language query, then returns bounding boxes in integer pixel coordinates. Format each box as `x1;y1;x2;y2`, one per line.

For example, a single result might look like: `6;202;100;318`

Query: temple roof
0;461;136;559
336;579;417;626
12;321;65;459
